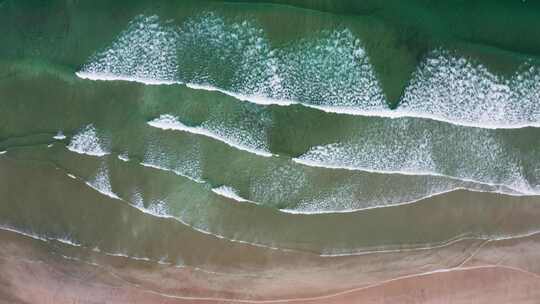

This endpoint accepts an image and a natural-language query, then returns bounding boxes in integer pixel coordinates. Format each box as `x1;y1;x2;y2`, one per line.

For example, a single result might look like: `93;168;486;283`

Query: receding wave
76;13;540;129
61;148;506;216
125;192;292;253
131;192;171;218
144;141;518;213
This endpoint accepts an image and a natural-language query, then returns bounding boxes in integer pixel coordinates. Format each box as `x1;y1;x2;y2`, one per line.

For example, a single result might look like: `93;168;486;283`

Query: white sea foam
148;114;273;157
0;225;176;266
76;71;177;85
130;193;181;221
125;194;291;252
134;145;519;214
277;29;385;110
399;50;540;129
131;191;145;208
86;165;121;200
293;118;540;195
66;173;77;179
76;14;540;129
294;152;535;196
0;222;288;263
211;185;254;204
117;153;130;162
55;237;82;247
139;132;203;183
282;186;507;214
177;13;286;100
0;151;6;155
79;15;179;83
145;200;170;217
53;131;66;140
140;134;204;183
136;151;520;214
134;199;171;218
244;155;523;213
0;226;84;249
96;182;540;256
185;83;295;106
248;161;309;211
139;161;203;184
67;124;108;157
71;13;540;216
78;71;295;108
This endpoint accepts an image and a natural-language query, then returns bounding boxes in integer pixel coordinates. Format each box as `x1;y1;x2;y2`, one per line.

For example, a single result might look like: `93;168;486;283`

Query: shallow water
1;0;540;301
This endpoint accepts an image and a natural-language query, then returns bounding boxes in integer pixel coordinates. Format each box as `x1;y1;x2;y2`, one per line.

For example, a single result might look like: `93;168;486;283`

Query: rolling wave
143;115;539;206
148;114;272;157
76;13;540;129
58;118;539;213
7;150;538;256
293;118;539;195
399;50;540;129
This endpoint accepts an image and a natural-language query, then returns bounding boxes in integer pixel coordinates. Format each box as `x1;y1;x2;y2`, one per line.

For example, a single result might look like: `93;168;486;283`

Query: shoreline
1;226;540;303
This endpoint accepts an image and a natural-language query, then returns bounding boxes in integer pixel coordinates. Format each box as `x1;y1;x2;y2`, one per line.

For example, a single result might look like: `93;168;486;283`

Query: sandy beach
2;227;539;304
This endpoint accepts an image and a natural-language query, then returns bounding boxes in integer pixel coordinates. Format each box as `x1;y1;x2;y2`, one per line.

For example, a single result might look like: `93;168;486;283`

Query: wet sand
1;226;540;303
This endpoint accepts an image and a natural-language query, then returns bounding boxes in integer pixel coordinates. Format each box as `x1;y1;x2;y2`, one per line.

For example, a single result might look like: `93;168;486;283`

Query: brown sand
1;228;539;303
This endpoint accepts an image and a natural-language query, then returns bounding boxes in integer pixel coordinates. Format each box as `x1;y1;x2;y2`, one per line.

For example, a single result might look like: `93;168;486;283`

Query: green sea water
1;0;540;268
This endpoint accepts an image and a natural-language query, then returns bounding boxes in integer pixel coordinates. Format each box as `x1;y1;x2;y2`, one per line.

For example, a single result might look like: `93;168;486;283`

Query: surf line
147;114;273;157
75;71;540;130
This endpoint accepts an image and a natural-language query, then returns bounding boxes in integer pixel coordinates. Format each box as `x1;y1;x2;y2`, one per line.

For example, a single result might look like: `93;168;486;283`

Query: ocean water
1;0;540;299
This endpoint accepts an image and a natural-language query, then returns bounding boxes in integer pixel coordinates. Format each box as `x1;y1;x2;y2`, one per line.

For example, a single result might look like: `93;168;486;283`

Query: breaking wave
148;114;272;157
293;118;539;195
76;13;540;129
67;124;108;157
